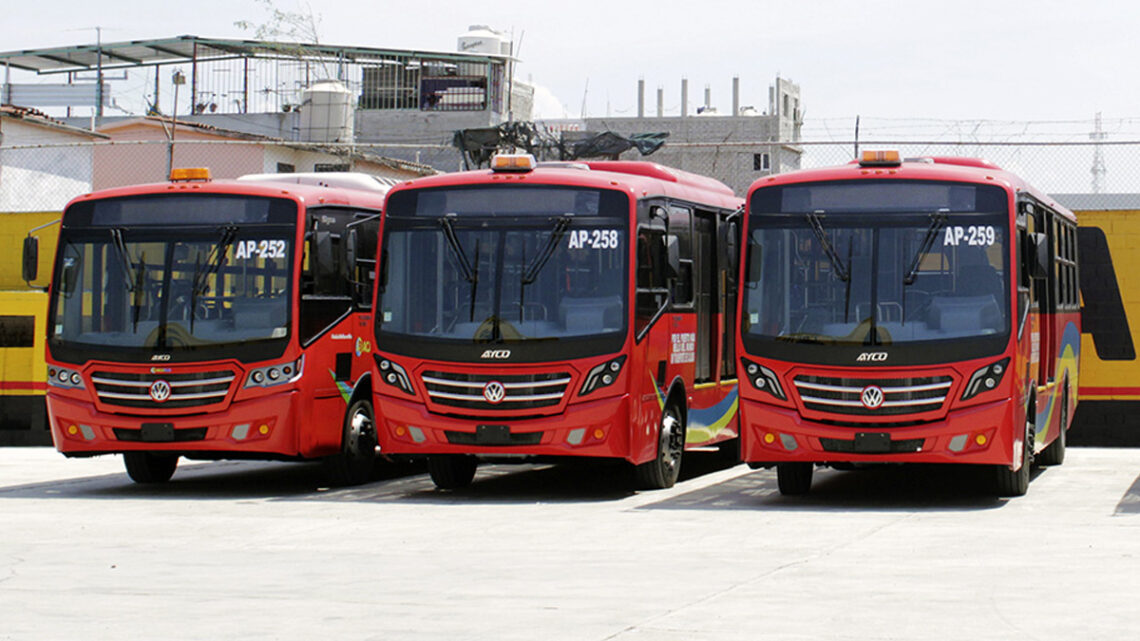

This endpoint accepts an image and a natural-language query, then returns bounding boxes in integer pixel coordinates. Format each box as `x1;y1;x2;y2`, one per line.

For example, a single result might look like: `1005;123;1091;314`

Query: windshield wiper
190;225;238;332
901;210;948;325
110;228;146;333
438;214;480;322
903;210;949;286
805;211;850;282
522;216;572;285
806;211;856;322
519;215;573;323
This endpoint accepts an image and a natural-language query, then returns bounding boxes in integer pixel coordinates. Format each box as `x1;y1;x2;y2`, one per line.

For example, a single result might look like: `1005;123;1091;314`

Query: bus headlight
740;357;785;400
580;356;627;396
378;358;415;395
961;357;1010;401
245;356;304;388
47;366;85;390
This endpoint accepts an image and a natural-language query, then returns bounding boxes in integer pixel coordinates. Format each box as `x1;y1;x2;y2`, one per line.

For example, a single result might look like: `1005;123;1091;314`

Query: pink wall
93;122;265;190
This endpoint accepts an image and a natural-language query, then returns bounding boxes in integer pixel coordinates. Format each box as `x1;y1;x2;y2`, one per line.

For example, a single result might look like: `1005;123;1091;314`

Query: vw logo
860;385;884;410
149;380;172;403
483;381;506;404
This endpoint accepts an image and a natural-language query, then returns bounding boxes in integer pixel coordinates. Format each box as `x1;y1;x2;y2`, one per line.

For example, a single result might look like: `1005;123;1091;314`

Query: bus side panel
0;291;51;445
1035;317;1080;452
296;313;361;458
1075;212;1140;445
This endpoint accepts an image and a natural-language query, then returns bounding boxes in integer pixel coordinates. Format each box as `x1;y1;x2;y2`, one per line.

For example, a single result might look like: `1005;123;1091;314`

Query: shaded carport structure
0;34;505;116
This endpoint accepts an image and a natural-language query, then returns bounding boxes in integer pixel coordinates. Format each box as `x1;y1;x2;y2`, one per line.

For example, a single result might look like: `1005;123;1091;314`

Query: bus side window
668;205;694;308
635;227;669;338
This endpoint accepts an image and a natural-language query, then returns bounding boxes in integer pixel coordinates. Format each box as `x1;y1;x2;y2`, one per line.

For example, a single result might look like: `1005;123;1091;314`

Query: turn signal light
170;167;212;181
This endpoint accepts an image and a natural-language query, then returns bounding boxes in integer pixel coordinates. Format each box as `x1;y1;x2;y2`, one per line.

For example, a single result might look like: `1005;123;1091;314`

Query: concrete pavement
1;448;1138;640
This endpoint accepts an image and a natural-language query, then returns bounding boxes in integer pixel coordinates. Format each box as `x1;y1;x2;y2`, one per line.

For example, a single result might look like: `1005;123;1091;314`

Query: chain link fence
1;138;1137;216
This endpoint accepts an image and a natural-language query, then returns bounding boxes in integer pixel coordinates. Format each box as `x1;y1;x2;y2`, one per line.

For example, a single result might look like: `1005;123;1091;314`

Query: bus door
693;210;718;383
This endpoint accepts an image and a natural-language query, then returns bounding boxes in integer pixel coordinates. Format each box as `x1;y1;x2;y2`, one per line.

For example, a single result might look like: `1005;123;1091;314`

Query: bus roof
62;174;390;212
387;160;742;211
748;156;1075;222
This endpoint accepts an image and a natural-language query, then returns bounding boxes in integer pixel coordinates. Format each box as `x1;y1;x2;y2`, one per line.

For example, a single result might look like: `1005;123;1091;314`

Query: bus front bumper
375;392;633;461
47;390;303;458
741;397;1018;467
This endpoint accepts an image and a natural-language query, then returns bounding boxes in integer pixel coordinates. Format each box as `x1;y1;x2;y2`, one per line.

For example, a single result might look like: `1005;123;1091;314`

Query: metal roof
0;35;506;75
1051;193;1140;211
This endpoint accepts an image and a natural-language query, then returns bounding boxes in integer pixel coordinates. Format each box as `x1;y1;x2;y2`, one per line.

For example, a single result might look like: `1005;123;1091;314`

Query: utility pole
1091;112;1107;194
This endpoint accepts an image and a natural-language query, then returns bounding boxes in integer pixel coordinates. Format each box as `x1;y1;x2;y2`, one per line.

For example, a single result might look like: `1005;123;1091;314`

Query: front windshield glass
379;186;628;350
743;180;1010;349
49;194;296;362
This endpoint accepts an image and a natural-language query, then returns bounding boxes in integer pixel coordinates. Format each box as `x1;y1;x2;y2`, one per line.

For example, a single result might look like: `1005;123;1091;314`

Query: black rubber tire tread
427;455;478;490
1038;392;1067;467
323;398;378;487
776;462;813;495
634;405;685;490
995;420;1033;497
123;452;178;484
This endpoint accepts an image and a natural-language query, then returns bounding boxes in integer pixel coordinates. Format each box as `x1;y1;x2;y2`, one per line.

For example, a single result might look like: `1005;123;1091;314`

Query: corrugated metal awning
0;34;507;75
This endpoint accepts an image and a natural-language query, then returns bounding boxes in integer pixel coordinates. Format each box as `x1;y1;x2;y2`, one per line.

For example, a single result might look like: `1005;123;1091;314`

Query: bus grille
91;369;235;410
421;370;572;412
793;374;953;417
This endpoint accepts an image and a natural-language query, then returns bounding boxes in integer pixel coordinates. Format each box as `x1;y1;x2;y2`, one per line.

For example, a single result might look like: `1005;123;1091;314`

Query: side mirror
22;236;39;283
313;231;338;293
665;235;681;278
1031;232;1050;280
747;241;763;283
60;256;79;295
340;228;358;283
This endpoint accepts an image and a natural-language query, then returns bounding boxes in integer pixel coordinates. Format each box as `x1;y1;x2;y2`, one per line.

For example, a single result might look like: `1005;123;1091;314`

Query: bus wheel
776;462;813;495
324;398;377;486
123;452;178;484
1038;390;1067;467
635;405;685;490
995;419;1033;497
427;455;478;490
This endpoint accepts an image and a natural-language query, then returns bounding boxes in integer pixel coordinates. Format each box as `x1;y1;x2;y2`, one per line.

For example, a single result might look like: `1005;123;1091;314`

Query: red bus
737;152;1079;496
26;170;387;484
357;154;743;489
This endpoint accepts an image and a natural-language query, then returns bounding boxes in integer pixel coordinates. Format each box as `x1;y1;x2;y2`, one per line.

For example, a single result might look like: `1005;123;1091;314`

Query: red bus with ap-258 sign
32;170;388;485
737;152;1078;496
358;155;743;490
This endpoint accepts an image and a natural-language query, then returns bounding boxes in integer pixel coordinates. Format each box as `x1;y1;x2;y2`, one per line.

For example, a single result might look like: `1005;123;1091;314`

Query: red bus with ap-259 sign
737;152;1079;496
359;155;743;490
32;170;388;485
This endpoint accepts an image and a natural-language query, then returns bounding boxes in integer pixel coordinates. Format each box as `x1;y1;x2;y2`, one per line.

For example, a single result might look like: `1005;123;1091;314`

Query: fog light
407;426;426;443
779;433;798;451
567;428;585;445
232;423;250;440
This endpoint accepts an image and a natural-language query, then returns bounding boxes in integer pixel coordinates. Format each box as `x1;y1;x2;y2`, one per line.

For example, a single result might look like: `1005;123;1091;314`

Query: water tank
298;80;354;143
457;25;511;56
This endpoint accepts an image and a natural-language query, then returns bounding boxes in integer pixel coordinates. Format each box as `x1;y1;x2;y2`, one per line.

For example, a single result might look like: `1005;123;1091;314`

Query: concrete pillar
732;76;740;116
681;78;688;118
656;86;663;117
637;78;645;118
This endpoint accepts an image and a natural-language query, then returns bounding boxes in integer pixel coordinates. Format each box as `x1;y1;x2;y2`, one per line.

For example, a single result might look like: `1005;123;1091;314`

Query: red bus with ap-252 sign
737;152;1079;496
355;154;743;490
31;170;389;485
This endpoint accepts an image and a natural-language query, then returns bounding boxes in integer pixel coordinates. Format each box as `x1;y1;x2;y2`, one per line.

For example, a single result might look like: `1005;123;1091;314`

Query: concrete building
542;77;803;196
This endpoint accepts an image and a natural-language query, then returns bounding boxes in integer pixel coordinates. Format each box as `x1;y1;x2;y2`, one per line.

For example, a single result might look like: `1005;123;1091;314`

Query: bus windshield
48;195;296;363
378;186;629;356
743;180;1011;355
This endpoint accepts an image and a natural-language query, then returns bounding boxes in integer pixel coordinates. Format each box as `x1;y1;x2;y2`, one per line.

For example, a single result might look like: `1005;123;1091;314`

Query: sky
2;0;1139;140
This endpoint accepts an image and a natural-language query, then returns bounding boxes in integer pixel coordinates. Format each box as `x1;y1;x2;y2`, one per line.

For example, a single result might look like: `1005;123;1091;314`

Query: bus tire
427;455;478;490
1038;389;1067;467
635;404;685;490
995;419;1033;497
776;462;813;495
324;398;378;486
123;452;178;484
